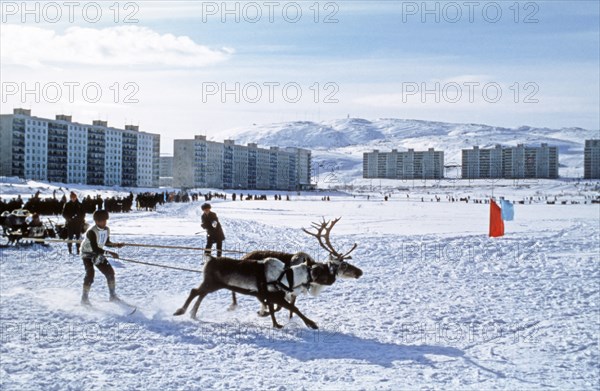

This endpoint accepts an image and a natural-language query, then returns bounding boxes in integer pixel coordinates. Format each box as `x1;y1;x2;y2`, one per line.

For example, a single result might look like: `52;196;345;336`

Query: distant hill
216;118;599;181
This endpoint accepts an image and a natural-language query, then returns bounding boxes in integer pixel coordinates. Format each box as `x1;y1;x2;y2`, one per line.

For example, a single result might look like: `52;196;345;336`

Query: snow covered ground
1;184;599;390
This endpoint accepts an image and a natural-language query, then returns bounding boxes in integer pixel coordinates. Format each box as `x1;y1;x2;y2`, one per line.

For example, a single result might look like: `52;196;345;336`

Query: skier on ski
80;209;124;305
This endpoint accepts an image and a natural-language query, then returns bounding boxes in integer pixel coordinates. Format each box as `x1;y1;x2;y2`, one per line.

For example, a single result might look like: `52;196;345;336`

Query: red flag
489;199;505;237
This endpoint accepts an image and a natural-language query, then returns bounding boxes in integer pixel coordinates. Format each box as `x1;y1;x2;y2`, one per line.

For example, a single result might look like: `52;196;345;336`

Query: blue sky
173;1;599;62
1;1;598;152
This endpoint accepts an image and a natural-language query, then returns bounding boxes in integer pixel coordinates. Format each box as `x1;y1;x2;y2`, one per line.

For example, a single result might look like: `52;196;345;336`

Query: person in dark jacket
62;191;85;255
201;203;225;257
80;209;124;305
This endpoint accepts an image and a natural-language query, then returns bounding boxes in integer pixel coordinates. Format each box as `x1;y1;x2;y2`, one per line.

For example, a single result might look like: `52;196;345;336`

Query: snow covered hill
217;118;599;180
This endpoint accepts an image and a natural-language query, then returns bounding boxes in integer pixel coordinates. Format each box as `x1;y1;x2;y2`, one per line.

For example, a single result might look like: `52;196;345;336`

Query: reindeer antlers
302;217;357;259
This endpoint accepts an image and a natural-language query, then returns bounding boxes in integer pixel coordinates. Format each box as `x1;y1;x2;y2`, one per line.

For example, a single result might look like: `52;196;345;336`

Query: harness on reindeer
255;262;312;303
274;265;314;292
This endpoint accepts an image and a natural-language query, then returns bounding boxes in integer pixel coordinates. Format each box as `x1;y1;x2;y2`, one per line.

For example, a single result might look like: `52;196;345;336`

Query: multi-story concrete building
461;145;504;179
173;136;311;190
135;128;156;188
584;139;600;179
47;118;68;183
269;147;291;190
172;139;195;189
12;110;47;181
363;148;444;180
0;109;160;187
461;144;559;179
86;121;106;186
66;117;88;184
159;156;173;178
172;136;224;189
104;126;123;187
286;147;312;189
159;155;174;187
224;139;249;189
247;143;271;190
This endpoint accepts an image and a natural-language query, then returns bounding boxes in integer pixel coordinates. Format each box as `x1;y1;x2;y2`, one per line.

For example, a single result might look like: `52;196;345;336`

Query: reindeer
230;218;363;316
227;251;314;311
173;256;336;329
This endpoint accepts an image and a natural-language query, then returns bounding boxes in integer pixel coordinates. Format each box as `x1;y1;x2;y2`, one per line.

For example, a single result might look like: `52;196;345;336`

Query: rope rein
20;238;217;273
24;238;246;254
15;239;324;275
113;257;203;274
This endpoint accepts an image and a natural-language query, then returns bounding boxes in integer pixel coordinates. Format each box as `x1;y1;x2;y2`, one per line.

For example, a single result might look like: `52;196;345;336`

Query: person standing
62;191;85;255
80;210;124;305
201;203;225;258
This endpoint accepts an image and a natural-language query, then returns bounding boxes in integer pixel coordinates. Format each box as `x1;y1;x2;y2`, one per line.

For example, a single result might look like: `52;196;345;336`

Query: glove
212;221;218;228
92;255;107;266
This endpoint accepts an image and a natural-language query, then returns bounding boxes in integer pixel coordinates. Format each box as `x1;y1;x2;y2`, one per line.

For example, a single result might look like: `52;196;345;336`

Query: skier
62;191;85;254
201;203;225;258
80;209;124;305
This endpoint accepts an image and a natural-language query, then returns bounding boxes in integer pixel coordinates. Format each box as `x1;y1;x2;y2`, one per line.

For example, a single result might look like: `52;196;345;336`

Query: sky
1;0;599;154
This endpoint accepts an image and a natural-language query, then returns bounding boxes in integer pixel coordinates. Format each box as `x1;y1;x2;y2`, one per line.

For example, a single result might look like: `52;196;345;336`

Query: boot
108;281;120;302
81;285;91;305
68;244;73;255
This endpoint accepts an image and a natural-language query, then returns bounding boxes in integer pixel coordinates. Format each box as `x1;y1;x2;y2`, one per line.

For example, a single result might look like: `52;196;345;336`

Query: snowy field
1;186;599;390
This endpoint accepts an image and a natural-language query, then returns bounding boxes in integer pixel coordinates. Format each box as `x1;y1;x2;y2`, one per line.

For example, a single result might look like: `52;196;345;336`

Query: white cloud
0;25;233;68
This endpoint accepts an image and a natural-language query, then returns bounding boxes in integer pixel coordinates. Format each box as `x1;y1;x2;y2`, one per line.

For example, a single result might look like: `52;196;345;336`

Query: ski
110;298;137;315
80;299;137;315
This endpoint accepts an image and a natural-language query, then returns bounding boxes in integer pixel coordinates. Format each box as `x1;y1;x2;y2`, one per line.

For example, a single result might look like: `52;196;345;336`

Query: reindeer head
302;218;363;279
308;263;337;285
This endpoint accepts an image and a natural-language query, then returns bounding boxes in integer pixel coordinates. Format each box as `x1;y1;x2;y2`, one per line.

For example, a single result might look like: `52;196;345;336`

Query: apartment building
363;148;444;180
0;109;160;187
583;139;600;179
462;144;559;179
173;136;311;190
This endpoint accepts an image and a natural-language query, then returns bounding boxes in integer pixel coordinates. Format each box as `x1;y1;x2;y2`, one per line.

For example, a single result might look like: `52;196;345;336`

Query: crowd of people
0;190;200;217
0;192;130;216
230;193;290;201
0;195;25;214
3;189;597;219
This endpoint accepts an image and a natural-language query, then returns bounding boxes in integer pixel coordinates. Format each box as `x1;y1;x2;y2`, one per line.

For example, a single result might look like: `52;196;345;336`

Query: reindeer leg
173;282;219;319
173;286;201;316
264;295;283;329
257;299;282;317
189;293;206;320
228;292;238;311
257;301;269;317
189;284;221;319
274;296;318;329
288;295;296;319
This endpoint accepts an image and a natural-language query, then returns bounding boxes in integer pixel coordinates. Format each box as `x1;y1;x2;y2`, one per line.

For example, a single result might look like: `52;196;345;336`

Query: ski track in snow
1;197;599;390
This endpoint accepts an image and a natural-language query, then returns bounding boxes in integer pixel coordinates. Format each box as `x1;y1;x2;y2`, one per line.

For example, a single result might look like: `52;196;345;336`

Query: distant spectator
201;203;225;258
62;192;85;255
